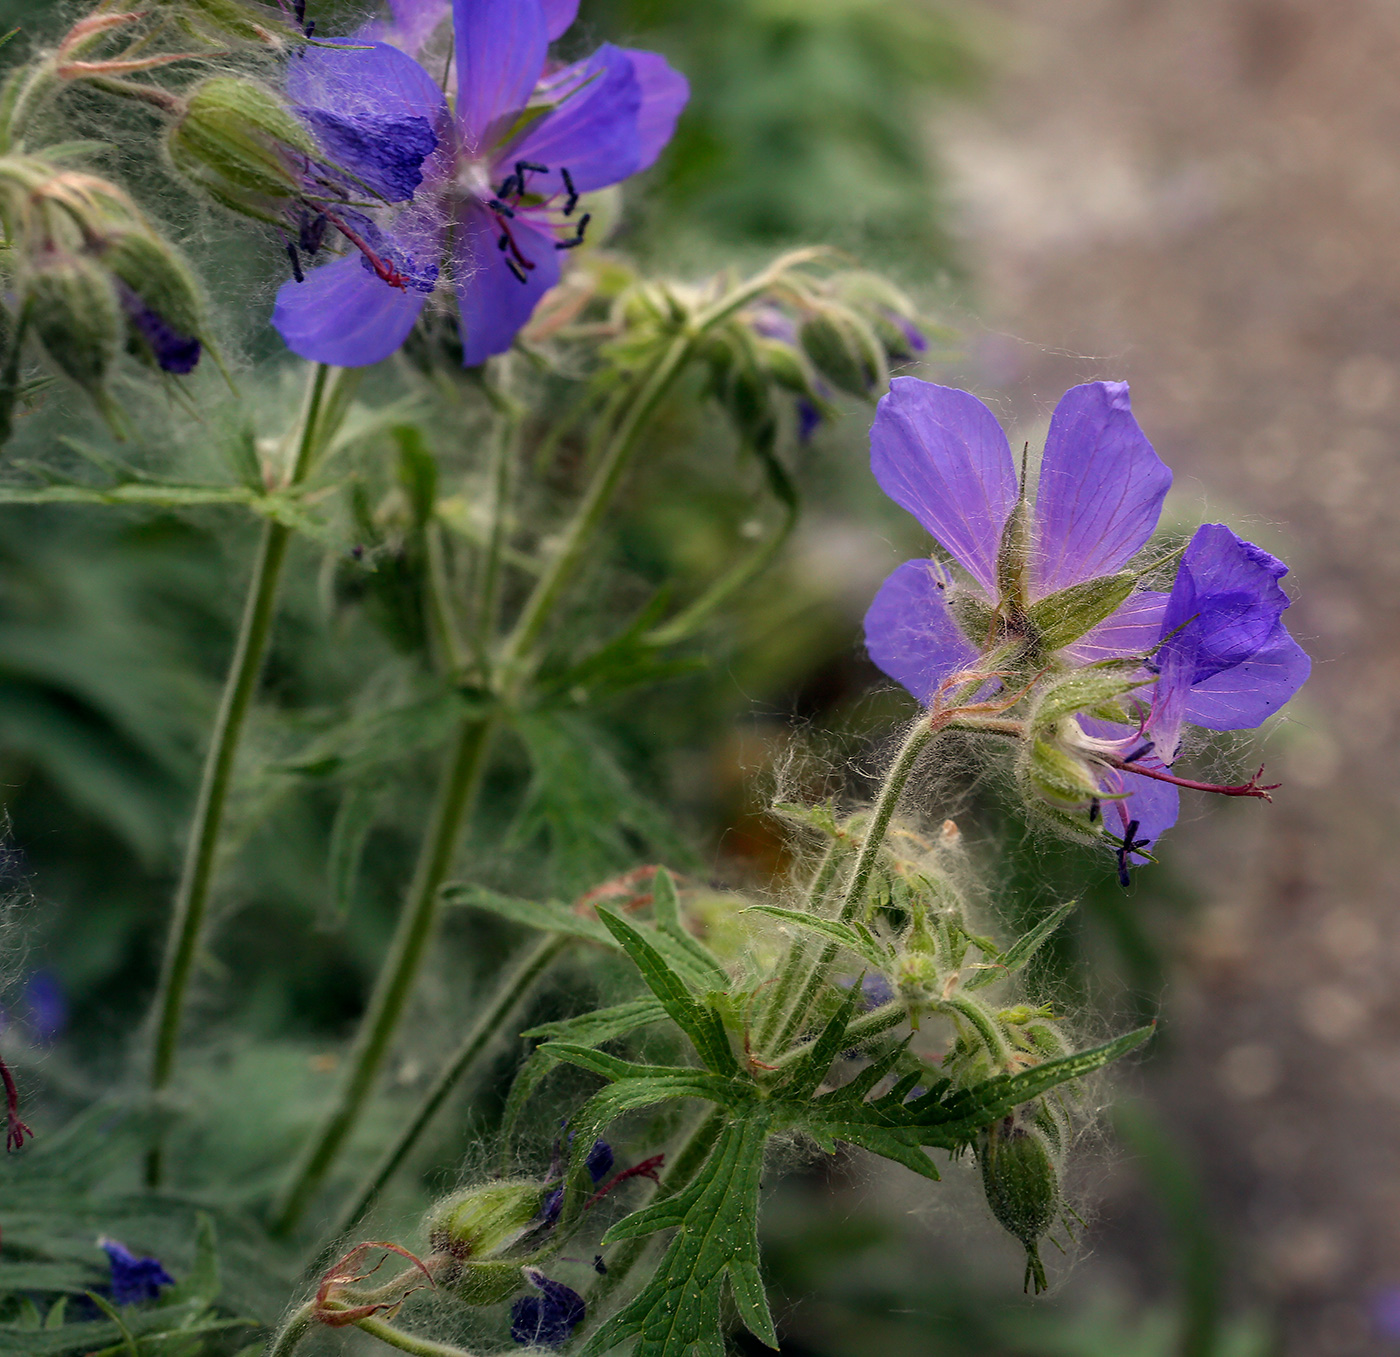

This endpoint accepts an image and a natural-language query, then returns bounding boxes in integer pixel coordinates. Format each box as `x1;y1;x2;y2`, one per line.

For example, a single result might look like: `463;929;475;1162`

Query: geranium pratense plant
272;0;688;366
864;377;1309;879
0;4;1310;1356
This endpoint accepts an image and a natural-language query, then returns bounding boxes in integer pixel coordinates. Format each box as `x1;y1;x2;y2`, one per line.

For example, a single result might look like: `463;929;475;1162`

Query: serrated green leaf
584;1115;777;1356
326;780;383;920
742;904;889;970
964;901;1077;990
521;998;671;1045
651;868;730;988
275;690;481;779
160;1212;218;1308
443;885;614;945
776;980;863;1100
596;909;739;1077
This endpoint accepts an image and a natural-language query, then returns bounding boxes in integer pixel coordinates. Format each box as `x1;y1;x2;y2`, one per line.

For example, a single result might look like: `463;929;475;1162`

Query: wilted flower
99;1239;175;1305
863;378;1308;875
272;0;688;368
510;1267;585;1349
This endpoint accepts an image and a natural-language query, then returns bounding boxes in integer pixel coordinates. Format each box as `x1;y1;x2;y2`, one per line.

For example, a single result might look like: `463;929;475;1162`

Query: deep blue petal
585;1139;614;1183
101;1240;175;1306
542;0;579;40
507;45;643;195
453;203;560;367
623;49;689;173
1032;381;1171;596
1182;620;1310;731
512;1270;586;1348
297;107;437;203
273;251;428;366
454;0;548;154
287;38;447;125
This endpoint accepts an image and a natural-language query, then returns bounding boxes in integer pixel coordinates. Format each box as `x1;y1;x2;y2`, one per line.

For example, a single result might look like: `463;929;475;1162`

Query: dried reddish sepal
313;1241;434;1328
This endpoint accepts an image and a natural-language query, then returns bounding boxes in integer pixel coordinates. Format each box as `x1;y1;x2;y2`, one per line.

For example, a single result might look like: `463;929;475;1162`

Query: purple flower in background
100;1239;175;1305
863;377;1308;873
23;971;66;1044
273;0;688;368
511;1267;585;1348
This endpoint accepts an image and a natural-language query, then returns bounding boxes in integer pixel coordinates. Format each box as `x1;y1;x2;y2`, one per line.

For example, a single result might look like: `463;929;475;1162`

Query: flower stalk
145;361;343;1188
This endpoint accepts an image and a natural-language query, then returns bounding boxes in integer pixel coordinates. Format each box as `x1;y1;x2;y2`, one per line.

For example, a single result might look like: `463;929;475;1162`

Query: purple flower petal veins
272;0;689;367
863;558;977;706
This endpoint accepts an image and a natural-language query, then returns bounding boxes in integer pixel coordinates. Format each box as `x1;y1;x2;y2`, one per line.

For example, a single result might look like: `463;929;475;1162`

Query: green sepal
798;308;883;399
1031;662;1146;730
995;497;1032;610
583;1115;778;1357
451;1259;528;1307
1027;571;1136;650
1025;737;1101;806
595;908;740;1076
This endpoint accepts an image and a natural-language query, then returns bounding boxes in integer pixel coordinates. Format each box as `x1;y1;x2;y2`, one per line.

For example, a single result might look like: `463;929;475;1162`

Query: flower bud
102;230;205;374
168;77;319;225
22;251;123;403
1021;734;1102;813
425;1180;547;1263
799;306;884;399
167;0;302;46
977;1116;1060;1294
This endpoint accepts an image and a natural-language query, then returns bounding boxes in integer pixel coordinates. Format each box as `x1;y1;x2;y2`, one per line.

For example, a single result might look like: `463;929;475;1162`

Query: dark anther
593;1256;607;1275
505;256;529;284
1123;740;1156;764
286;242;304;283
555;212;591;250
487;198;516;218
517;159;548;179
1088;797;1100;824
561;166;579;216
1114;819;1151;889
497;173;520;200
293;0;306;23
497;233;511;251
304;18;315;37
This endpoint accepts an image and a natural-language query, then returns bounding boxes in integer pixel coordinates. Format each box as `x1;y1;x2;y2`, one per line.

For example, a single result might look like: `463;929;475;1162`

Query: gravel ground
937;2;1400;1351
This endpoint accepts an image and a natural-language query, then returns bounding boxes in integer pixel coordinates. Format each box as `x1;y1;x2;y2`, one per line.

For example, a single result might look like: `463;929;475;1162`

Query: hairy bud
22;252;123;405
168;77;318;225
799;305;884;399
425;1181;547;1262
977;1115;1060;1294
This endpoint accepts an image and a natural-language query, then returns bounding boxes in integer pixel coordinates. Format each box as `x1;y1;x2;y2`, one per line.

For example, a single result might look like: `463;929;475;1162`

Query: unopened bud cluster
0;158;205;428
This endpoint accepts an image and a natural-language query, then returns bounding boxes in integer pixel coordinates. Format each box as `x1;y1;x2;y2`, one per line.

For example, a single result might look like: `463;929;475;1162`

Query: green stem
145;362;335;1188
769;716;940;1054
579;1107;726;1329
266;1303;316;1357
472;400;522;669
753;838;848;1052
271;711;500;1236
330;933;570;1240
356;1316;480;1356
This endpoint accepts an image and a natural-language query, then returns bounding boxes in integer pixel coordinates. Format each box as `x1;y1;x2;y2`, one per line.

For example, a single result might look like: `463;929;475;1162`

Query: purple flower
540;1137;615;1224
1072;522;1309;869
864;377;1173;703
100;1239;175;1306
510;1267;585;1348
273;0;688;368
863;378;1309;871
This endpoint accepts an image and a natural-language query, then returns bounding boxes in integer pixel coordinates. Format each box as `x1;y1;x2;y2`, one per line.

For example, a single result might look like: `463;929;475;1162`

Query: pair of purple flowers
270;0;687;368
864;377;1309;879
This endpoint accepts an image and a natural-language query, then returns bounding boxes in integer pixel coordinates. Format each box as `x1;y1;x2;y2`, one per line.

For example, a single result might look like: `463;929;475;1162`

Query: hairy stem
267;1303;316;1357
754;837;849;1053
356;1316;481;1356
768;716;939;1053
330;933;570;1240
271;711;500;1236
145;362;336;1188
